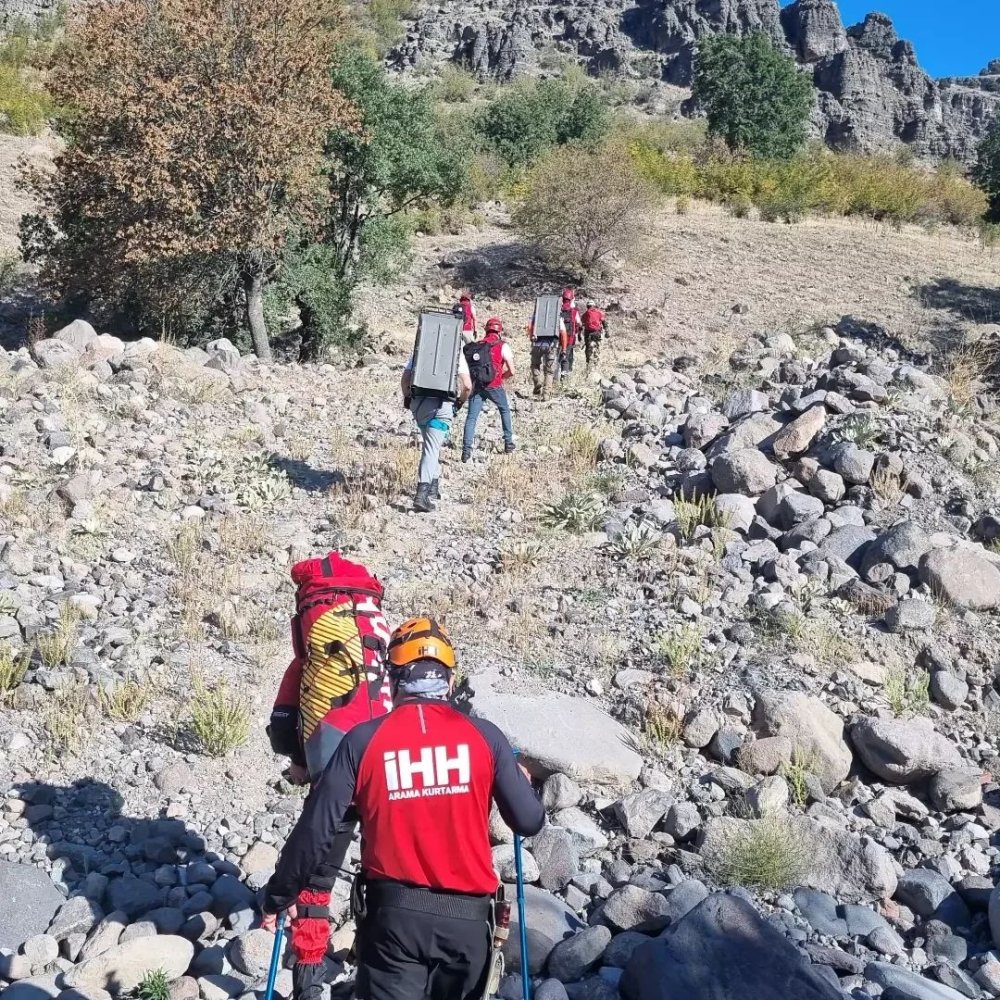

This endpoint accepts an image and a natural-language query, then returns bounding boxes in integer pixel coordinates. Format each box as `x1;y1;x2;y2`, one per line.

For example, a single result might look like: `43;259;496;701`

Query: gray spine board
412;311;462;397
533;295;562;340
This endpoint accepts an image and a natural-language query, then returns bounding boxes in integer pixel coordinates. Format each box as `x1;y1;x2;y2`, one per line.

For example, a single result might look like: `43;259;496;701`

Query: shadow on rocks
437;242;576;303
917;276;1000;328
268;455;346;493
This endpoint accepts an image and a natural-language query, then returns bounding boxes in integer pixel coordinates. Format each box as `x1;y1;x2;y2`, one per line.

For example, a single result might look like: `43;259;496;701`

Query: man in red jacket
263;617;545;1000
580;300;609;369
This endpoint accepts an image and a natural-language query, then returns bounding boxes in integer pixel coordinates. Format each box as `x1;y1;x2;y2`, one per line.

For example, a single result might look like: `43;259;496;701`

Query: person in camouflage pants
530;339;560;401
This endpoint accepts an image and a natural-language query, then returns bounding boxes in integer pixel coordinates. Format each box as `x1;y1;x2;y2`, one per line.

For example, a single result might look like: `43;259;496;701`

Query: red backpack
269;553;393;781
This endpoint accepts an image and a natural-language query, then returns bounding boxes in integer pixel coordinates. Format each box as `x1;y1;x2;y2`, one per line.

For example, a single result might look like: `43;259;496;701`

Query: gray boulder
866;961;971;999
684;412;729;449
711;449;778;495
541;774;583;811
920;548;1000;611
851;717;964;784
751;691;851;794
721;389;769;420
0;864;65;951
614;790;671;840
602;885;671;933
895;870;970;928
107;876;160;919
620;893;843;1000
773;406;826;460
808;469;845;503
930;672;969;711
228;929;274;977
502;884;585;975
819;525;876;570
528;826;580;892
861;520;931;576
833;444;875;484
474;686;641;785
47;897;103;941
929;769;982;812
64;936;194;992
547;926;612;983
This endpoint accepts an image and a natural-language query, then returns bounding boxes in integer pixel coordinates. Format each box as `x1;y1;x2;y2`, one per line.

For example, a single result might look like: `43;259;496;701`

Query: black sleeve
263;722;373;912
472;718;545;837
267;705;305;766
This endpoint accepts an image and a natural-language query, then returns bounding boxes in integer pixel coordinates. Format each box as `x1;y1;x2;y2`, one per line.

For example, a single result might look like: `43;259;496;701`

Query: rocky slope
0;269;999;1000
390;0;1000;162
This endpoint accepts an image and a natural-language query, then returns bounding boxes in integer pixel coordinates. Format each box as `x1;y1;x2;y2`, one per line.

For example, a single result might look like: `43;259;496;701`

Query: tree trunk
242;268;272;361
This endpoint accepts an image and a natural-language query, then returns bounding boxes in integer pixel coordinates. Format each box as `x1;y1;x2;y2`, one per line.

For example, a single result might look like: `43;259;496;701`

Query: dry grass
189;675;251;757
43;685;91;755
99;674;155;722
941;338;997;407
0;642;30;705
35;602;82;668
870;466;904;505
498;537;547;574
657;625;703;677
884;667;931;716
167;521;239;638
674;492;731;542
644;702;683;748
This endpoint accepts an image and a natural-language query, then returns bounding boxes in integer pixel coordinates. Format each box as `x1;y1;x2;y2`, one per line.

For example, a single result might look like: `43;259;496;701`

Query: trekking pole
263;912;287;1000
512;750;532;1000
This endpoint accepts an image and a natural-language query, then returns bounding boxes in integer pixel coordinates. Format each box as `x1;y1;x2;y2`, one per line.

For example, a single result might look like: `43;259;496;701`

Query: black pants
560;342;575;375
355;890;491;1000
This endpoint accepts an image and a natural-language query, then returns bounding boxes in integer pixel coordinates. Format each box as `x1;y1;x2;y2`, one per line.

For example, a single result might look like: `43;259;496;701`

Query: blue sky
779;1;998;78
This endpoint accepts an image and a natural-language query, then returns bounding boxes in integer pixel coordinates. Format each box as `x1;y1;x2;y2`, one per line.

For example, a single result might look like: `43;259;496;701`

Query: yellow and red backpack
268;553;393;782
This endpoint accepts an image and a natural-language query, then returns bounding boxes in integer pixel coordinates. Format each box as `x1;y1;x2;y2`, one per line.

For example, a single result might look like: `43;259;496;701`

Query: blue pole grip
263;912;287;1000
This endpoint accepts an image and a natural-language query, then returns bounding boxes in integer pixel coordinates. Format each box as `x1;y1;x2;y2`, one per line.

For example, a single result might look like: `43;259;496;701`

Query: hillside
1;203;1000;999
391;0;1000;161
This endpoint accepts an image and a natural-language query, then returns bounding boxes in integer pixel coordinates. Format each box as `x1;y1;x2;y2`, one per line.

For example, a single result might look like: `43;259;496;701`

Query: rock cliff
391;0;1000;161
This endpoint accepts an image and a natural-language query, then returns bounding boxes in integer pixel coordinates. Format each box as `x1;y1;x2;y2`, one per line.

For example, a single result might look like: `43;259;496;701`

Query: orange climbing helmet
388;616;457;671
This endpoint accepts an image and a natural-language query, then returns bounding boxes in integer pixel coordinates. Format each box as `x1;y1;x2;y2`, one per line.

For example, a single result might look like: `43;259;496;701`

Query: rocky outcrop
390;0;1000;162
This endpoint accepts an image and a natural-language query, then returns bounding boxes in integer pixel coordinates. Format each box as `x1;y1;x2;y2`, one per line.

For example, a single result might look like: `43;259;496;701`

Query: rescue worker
559;288;580;381
262;618;545;1000
580;300;609;369
402;349;472;513
529;299;565;401
456;294;478;343
462;316;515;462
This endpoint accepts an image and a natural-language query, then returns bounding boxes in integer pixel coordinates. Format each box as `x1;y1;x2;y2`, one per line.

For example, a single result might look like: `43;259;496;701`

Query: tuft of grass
674;492;730;542
884;667;930;717
782;748;819;809
656;625;703;677
941;338;996;408
833;413;880;448
870;465;904;505
189;676;251;757
429;63;477;103
43;685;88;756
100;674;154;723
136;969;171;1000
644;703;683;748
559;424;603;477
0;643;30;705
542;490;605;533
167;521;205;578
714;816;811;891
35;602;82;668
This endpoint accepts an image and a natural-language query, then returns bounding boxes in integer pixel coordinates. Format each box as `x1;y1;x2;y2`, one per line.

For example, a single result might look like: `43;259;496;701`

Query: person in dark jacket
263;616;545;1000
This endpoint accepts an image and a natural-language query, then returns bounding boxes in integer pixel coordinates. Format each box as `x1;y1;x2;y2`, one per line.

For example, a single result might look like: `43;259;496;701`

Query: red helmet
460;293;471;302
485;317;504;335
562;287;575;302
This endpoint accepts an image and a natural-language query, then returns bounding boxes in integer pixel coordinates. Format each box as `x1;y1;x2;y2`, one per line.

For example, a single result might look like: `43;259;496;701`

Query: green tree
475;78;608;168
21;0;349;358
973;116;1000;221
286;51;463;359
693;33;814;160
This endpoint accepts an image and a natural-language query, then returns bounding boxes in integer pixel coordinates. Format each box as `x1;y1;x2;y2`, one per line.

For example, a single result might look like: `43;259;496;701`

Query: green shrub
974;115;1000;222
714;816;811;891
542;490;605;533
137;969;171;1000
431;64;477;104
0;63;55;135
190;677;251;757
475;78;608;168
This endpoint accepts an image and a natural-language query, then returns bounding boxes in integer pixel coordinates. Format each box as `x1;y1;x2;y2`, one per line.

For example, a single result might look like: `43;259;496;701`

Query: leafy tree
512;142;656;277
973;116;1000;221
693;33;814;160
475;78;608;168
21;0;349;358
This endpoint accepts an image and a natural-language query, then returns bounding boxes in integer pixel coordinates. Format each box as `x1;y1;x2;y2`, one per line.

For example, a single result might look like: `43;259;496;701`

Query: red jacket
482;331;506;390
265;700;545;907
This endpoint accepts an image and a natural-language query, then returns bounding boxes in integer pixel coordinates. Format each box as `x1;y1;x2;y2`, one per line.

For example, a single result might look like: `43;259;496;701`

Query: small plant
988;538;1000;555
559;424;602;476
167;521;205;578
782;748;819;809
35;602;82;668
100;674;154;722
43;685;89;756
542;490;605;533
884;667;930;717
674;491;730;542
657;625;703;677
498;538;546;573
714;816;811;891
644;703;683;748
137;969;171;1000
0;643;30;705
190;676;251;757
941;338;996;408
589;468;625;496
833;414;881;448
870;466;904;505
608;520;661;558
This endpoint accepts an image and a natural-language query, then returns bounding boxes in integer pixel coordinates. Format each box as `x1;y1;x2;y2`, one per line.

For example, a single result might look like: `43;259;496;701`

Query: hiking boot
429;478;441;501
504;442;516;454
461;451;471;464
413;483;435;513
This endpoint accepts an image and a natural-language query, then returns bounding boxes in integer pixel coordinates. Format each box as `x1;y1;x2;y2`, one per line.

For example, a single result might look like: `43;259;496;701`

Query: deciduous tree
22;0;351;358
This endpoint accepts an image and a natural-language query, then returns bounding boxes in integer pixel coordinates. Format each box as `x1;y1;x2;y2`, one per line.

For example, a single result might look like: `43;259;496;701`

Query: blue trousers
462;386;513;456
